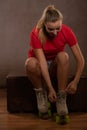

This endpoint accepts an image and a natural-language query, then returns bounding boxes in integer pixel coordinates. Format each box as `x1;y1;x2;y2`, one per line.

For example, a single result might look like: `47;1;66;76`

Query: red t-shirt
28;24;77;61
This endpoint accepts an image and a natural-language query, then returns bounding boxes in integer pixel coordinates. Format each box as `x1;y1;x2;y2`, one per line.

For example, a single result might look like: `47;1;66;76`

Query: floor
0;88;87;130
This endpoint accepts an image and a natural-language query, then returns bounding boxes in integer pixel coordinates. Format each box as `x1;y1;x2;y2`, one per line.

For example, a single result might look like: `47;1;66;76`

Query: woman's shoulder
62;24;72;31
30;26;40;39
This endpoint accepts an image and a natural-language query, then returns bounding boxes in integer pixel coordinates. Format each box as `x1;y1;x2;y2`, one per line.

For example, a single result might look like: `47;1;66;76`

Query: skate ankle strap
57;91;66;99
34;88;43;92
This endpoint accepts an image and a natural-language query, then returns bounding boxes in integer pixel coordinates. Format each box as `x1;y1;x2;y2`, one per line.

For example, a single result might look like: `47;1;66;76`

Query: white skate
56;90;69;124
56;90;68;115
35;88;51;119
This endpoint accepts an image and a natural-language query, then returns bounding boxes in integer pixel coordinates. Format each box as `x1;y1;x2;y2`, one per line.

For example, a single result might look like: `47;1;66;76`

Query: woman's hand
65;80;78;94
48;87;57;102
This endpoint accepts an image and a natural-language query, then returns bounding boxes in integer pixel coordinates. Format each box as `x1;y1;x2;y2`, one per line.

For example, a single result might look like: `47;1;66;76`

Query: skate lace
57;93;66;104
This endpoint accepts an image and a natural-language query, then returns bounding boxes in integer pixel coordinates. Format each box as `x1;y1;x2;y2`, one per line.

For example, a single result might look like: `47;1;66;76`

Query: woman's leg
56;52;70;91
56;52;69;115
25;57;49;115
25;57;42;89
49;52;69;116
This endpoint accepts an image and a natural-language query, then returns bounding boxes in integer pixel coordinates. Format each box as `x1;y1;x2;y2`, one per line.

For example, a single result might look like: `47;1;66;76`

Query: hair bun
46;5;55;11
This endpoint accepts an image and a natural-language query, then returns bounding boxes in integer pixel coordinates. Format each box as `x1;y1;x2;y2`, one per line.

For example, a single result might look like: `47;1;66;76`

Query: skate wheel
56;115;70;125
56;115;60;124
39;111;42;118
48;102;51;108
65;115;70;123
38;111;51;119
48;102;52;117
48;109;52;117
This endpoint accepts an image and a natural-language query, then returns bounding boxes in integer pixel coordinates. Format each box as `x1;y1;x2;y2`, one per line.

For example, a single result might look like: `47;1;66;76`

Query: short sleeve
63;25;78;47
30;31;42;49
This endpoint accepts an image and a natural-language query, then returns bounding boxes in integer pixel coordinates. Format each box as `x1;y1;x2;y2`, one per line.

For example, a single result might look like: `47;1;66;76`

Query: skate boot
56;90;70;124
35;88;51;119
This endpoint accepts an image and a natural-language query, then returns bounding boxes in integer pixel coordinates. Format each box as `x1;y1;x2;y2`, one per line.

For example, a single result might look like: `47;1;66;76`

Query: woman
25;5;85;118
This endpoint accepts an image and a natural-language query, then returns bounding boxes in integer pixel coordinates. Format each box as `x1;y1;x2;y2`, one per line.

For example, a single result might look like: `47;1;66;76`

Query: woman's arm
71;43;85;83
66;43;85;94
34;48;57;101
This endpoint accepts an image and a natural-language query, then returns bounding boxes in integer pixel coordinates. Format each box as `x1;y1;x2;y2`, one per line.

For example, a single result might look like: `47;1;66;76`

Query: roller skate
35;88;52;119
55;90;70;124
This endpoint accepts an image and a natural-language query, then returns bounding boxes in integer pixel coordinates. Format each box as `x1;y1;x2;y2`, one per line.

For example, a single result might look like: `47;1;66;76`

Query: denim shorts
47;60;52;68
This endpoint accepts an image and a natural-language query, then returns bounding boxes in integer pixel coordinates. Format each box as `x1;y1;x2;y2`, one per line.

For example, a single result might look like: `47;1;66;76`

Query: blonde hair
37;5;63;30
36;5;63;44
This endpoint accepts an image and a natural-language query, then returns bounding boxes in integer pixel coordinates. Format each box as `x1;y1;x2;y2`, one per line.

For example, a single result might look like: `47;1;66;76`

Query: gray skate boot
35;88;51;119
56;90;69;124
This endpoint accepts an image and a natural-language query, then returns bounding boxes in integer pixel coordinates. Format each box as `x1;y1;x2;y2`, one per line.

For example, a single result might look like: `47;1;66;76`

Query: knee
25;57;40;72
56;52;69;65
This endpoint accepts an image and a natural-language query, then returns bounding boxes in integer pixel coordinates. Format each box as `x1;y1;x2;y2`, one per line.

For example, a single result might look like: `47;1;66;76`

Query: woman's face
44;19;62;38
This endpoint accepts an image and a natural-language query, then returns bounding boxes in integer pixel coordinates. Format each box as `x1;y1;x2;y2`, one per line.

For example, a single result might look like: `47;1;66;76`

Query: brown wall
0;0;87;86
